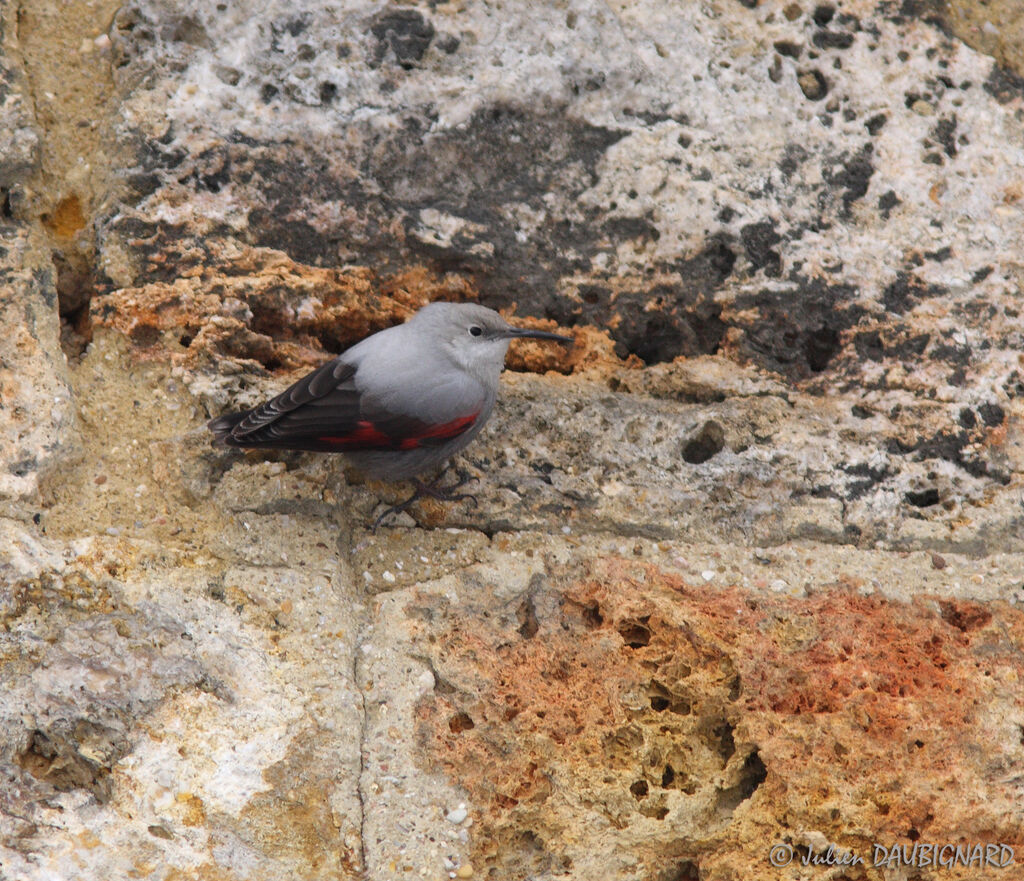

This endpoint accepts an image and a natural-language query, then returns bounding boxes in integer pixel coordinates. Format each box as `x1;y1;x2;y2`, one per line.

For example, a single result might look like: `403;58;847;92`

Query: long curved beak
502;325;574;344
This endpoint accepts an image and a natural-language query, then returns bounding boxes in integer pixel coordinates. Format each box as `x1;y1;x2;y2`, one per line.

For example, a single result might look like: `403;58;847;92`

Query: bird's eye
469;325;483;337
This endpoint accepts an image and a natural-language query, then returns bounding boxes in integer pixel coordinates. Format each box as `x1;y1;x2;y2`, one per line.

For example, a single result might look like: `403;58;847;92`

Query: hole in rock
715;749;768;815
448;712;475;733
813;3;835;25
648;682;691;715
17;726;117;803
737;750;767;799
640;803;670;820
618;617;652;648
52;246;97;358
683;420;726;464
712;720;736;762
663;861;699;881
517;596;539;639
905;488;939;507
804;324;841;371
562;597;604;630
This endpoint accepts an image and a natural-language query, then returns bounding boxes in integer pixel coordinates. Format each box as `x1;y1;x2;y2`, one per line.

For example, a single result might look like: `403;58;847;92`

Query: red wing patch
319;411;479;451
397;413;479;450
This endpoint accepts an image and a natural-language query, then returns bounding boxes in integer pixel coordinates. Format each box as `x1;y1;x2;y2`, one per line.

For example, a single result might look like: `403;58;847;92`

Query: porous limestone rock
0;225;77;511
0;25;40;191
0;21;77;514
4;0;1024;880
88;0;1024;553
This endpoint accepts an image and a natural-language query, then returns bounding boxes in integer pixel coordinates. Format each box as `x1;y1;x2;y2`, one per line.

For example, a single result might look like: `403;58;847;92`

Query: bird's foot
417;469;478;504
371;471;479;531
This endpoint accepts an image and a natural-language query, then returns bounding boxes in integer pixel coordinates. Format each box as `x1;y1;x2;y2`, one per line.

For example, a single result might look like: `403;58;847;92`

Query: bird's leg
417;467;478;504
371;469;479;531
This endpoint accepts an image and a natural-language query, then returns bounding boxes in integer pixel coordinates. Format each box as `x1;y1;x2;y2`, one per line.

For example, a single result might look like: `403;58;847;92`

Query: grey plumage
209;302;572;482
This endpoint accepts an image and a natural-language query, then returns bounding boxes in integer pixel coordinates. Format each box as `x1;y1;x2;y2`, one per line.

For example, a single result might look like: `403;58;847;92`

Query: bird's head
411;302;572;383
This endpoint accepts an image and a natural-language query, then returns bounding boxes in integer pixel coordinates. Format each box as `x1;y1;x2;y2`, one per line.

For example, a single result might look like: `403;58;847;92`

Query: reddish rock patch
89;245;585;375
416;558;1024;879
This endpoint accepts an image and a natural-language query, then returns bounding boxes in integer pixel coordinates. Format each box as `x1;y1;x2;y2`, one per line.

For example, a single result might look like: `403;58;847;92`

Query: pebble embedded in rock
445;805;468;824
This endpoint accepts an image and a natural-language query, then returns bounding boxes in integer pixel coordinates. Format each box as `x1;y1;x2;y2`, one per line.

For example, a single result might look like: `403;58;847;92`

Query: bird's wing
230;358;359;436
210;357;483;453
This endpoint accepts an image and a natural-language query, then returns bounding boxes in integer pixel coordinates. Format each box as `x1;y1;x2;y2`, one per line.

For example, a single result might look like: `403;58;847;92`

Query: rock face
3;0;1024;879
0;224;77;509
0;22;76;510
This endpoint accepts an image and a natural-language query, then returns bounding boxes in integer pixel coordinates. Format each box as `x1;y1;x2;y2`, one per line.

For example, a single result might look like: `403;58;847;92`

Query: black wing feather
234;359;357;435
209;359;362;449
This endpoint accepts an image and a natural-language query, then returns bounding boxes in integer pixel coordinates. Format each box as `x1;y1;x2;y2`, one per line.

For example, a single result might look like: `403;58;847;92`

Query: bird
208;301;573;527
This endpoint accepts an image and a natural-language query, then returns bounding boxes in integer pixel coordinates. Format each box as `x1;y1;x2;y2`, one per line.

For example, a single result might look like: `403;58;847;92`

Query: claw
371;502;408;532
445;491;478;508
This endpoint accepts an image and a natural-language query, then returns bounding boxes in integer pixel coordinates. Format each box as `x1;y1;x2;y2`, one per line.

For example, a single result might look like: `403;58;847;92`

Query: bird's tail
207;411;248;446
